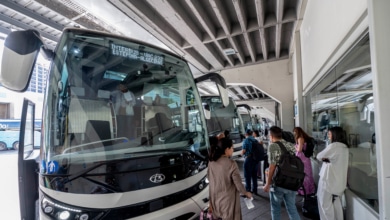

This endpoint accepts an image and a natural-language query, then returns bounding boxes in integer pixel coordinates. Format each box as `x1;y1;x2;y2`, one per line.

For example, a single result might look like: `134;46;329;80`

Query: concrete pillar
368;0;390;218
293;31;304;128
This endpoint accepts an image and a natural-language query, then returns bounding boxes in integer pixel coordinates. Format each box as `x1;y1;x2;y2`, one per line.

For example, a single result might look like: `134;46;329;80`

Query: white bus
0;28;229;220
201;96;245;158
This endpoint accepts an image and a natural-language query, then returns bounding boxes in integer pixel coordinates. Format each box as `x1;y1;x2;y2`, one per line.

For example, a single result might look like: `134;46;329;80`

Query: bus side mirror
0;30;42;91
195;73;229;107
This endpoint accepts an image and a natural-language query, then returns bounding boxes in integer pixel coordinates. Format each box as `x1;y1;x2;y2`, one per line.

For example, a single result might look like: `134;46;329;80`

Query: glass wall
306;34;378;212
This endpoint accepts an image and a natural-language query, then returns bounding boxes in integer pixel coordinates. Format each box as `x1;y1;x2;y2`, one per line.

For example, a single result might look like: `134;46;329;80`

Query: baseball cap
246;129;253;135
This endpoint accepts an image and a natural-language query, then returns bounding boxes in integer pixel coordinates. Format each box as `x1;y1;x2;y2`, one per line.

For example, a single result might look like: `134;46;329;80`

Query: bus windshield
43;29;207;173
201;96;244;136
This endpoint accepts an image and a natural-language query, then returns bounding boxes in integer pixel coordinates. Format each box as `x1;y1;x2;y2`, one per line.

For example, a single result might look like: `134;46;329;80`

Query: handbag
301;187;320;220
199;207;220;220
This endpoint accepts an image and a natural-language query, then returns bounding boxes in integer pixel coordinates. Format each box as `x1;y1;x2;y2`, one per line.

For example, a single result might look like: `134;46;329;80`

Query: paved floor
235;157;311;220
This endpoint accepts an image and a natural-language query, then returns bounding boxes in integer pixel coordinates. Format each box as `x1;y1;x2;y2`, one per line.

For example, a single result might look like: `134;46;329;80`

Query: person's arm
263;163;276;192
241;139;247;156
296;137;304;152
241;149;246;156
317;142;334;162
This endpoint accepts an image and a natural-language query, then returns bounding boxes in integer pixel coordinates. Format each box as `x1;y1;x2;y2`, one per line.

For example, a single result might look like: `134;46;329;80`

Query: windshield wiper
41;148;206;186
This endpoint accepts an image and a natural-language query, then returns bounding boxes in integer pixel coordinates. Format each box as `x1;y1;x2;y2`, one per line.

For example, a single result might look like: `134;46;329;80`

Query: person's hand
216;133;225;140
208;203;213;213
245;191;252;199
263;183;271;193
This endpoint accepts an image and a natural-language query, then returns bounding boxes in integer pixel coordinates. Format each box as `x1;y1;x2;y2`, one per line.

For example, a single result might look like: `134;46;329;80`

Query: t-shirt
242;136;256;157
267;139;296;165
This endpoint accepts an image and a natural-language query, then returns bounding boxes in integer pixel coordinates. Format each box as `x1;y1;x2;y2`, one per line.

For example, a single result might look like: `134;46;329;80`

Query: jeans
269;186;301;220
244;157;259;193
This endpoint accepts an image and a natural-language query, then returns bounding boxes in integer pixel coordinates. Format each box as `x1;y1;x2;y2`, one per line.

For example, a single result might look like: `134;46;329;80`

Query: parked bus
201;96;245;157
237;104;255;130
0;119;41;150
0;28;229;220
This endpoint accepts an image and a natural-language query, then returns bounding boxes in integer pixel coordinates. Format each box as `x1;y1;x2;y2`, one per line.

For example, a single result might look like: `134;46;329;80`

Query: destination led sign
111;43;164;65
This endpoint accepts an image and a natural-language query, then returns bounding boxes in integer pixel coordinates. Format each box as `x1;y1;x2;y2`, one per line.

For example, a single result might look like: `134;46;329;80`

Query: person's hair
269;126;282;139
208;137;233;161
253;130;260;137
293;127;310;142
224;130;230;138
328;126;349;147
246;129;253;135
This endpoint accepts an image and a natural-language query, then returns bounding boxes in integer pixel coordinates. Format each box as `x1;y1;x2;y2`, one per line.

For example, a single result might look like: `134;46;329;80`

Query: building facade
294;0;389;219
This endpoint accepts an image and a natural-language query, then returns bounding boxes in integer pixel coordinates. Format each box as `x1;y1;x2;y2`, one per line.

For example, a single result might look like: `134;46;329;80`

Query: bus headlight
41;196;104;220
59;211;70;219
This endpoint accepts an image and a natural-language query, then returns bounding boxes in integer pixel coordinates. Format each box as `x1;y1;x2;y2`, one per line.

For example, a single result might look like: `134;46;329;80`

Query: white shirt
317;142;349;195
112;90;136;115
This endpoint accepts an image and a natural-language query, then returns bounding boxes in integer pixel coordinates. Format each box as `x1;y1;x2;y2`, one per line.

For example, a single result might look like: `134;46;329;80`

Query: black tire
0;141;7;151
12;141;19;150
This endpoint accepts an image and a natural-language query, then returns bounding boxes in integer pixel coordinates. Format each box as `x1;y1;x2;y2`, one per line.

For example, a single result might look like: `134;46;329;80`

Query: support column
368;0;390;218
293;31;304;128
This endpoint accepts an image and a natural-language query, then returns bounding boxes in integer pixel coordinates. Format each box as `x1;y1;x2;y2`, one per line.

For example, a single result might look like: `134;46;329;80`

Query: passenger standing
263;126;301;220
254;129;265;180
253;129;264;145
316;127;349;220
293;127;316;196
241;129;260;195
208;138;252;220
112;83;136;139
264;128;269;140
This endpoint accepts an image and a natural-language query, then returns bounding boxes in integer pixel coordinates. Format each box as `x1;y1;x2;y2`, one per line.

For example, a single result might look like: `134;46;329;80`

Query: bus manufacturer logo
149;173;165;183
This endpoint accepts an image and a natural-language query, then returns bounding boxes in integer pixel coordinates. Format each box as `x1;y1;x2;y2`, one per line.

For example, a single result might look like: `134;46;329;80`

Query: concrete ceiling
0;0;305;121
108;0;303;73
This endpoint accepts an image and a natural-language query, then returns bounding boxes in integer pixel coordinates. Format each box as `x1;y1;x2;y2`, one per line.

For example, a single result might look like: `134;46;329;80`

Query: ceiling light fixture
223;48;236;56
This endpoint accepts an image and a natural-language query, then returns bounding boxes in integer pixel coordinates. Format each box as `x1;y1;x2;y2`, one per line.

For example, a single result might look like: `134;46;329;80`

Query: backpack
282;131;295;144
251;140;265;162
303;137;315;158
272;141;305;191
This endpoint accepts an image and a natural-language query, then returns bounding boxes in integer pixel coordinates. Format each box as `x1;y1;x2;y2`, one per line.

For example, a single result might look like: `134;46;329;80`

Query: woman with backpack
293;127;316;196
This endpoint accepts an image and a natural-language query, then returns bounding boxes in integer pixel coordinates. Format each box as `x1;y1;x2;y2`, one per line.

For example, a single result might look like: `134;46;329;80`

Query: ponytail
209;137;233;161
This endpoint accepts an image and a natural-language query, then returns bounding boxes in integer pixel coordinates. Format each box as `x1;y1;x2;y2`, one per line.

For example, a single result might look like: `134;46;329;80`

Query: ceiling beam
244;86;254;99
227;89;241;100
275;0;284;58
209;0;245;64
0;13;58;42
255;0;268;60
185;0;234;67
109;0;209;72
254;88;261;98
1;0;65;31
234;86;249;99
0;25;12;35
233;0;255;62
147;0;224;70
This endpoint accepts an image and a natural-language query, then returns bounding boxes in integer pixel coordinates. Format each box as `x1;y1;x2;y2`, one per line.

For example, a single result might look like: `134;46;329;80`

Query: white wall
0;87;44;120
220;59;294;131
300;0;367;93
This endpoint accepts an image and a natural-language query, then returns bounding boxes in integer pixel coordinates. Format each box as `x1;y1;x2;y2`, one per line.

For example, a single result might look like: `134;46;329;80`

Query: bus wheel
0;142;7;151
13;141;19;150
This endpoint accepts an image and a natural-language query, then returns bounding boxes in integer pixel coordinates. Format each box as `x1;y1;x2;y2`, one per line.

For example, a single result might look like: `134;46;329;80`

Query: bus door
18;99;39;220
